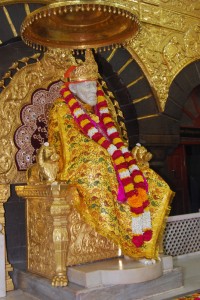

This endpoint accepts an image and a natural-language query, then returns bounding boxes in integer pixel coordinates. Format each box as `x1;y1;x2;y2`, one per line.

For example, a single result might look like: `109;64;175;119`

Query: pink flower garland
60;84;152;247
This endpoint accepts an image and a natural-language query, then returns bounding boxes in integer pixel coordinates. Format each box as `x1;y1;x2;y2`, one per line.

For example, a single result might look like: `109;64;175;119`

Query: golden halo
21;1;141;51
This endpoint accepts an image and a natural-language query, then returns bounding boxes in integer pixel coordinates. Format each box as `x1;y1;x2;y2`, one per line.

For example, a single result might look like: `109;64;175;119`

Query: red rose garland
60;84;152;247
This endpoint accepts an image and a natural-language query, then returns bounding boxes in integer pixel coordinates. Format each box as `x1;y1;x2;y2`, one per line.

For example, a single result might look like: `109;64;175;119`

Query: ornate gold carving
15;184;73;286
127;1;200;110
0;0;200;111
50;185;72;287
0;50;71;184
184;25;200;58
65;50;99;82
140;3;161;26
163;36;184;71
158;0;200;17
128;24;200;110
15;183;119;286
132;144;152;168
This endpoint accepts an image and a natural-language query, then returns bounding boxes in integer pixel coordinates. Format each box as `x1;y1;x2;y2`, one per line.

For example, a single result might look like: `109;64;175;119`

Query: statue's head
64;50;99;106
69;81;97;106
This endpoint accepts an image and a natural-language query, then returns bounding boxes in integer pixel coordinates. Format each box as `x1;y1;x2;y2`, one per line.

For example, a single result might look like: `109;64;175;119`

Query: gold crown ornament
64;50;99;83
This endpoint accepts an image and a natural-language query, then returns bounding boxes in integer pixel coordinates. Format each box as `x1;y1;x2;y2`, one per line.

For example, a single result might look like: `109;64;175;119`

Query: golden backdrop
1;0;200;110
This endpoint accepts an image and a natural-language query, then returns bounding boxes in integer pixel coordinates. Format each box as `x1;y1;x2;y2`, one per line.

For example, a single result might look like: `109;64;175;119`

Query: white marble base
12;265;183;300
68;257;163;288
0;225;6;298
161;254;173;271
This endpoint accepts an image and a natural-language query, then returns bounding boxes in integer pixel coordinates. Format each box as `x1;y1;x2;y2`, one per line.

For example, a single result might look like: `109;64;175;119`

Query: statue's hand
51;274;68;287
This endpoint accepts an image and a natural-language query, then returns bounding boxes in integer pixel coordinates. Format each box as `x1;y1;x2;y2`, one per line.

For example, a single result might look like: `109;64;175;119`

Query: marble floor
1;252;200;300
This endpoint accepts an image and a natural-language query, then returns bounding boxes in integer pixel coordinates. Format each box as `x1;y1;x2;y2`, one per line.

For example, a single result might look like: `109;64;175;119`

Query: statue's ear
69;83;77;95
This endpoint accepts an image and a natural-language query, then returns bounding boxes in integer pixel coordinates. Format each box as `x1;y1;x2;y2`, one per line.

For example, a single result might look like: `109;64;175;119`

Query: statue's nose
92;87;97;92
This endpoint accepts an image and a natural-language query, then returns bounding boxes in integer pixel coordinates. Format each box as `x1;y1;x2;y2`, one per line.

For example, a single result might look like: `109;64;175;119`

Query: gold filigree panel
157;0;200;17
0;50;71;184
67;208;119;266
129;24;200;110
16;184;118;280
1;0;200;19
1;0;200;112
27;198;56;278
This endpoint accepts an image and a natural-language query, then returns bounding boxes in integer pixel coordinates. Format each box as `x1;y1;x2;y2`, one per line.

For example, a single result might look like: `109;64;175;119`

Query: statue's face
69;81;97;106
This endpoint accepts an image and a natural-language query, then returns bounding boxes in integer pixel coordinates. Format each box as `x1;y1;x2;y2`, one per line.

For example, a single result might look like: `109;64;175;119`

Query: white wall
0;224;6;298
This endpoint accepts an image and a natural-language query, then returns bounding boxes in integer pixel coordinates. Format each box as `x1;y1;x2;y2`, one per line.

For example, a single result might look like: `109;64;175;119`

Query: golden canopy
20;1;140;51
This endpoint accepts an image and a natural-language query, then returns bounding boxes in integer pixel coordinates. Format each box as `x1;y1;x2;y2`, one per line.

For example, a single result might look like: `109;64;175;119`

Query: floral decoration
60;83;152;247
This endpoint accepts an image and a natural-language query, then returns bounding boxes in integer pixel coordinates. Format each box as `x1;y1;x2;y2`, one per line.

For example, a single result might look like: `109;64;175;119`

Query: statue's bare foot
52;275;68;287
139;258;156;265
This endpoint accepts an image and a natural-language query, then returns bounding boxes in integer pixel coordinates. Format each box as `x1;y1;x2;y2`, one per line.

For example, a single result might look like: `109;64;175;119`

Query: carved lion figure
27;143;59;184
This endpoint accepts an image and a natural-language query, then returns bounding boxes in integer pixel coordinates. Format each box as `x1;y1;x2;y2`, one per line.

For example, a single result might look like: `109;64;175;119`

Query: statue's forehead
76;81;96;87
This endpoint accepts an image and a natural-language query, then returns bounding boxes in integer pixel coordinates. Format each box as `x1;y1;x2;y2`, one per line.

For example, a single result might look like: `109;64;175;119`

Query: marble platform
11;255;183;300
68;257;164;288
0;224;6;298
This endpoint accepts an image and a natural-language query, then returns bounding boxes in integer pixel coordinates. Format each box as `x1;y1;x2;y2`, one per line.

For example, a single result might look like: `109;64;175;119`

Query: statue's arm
48;100;65;173
48;99;73;177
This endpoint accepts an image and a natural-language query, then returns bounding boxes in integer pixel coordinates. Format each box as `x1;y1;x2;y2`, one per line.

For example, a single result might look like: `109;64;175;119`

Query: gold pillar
0;184;14;291
50;184;72;287
15;183;75;287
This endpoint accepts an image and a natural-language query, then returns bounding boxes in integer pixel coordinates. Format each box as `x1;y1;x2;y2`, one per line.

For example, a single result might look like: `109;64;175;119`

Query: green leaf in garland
93;180;100;186
151;200;159;207
77;179;84;184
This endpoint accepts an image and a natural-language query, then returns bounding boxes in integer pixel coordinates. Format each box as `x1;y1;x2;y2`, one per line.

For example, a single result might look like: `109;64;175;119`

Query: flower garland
60;84;152;247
